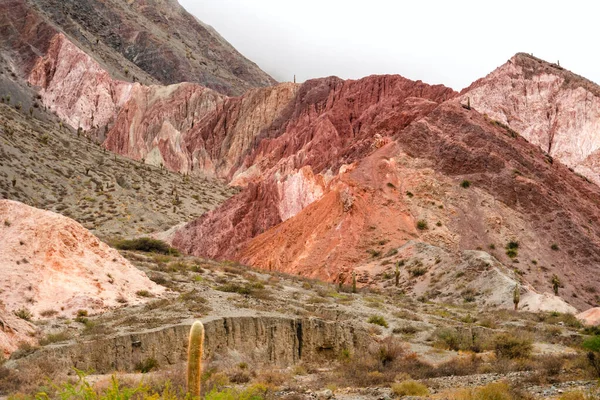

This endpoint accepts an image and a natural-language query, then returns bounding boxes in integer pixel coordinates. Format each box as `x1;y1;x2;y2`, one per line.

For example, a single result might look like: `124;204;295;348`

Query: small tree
513;284;520;311
551;274;561;296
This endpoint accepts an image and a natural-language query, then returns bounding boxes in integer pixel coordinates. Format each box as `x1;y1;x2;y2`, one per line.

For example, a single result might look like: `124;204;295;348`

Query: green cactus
187;320;205;398
352;271;357;293
552;274;561;296
513;284;520;311
395;263;400;287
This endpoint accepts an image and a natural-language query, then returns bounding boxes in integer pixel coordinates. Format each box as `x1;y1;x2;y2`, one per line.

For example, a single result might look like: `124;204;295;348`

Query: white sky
180;0;600;91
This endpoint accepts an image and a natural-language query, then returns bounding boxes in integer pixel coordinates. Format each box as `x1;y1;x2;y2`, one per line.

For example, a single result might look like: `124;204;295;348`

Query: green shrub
368;315;389;328
582;335;600;352
112;237;180;255
391;380;429;396
135;357;158;373
493;333;532;359
460;180;471;188
416;220;428;230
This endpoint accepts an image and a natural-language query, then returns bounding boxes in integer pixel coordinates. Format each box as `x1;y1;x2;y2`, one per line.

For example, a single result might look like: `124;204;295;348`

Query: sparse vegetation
391;380;429;397
368;315;389;328
460;180;471;188
416;220;428;230
493;332;533;359
14;308;32;321
112;237;180;255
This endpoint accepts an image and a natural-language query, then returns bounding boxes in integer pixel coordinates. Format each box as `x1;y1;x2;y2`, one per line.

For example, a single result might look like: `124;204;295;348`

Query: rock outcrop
577;308;600;326
461;53;600;185
0;200;164;320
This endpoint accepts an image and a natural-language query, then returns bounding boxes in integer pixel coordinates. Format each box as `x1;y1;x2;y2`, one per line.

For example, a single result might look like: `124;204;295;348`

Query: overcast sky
180;0;600;91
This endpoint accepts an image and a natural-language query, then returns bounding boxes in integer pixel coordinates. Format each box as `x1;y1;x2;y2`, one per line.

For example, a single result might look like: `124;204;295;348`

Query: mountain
2;0;600;312
460;53;600;185
0;0;275;96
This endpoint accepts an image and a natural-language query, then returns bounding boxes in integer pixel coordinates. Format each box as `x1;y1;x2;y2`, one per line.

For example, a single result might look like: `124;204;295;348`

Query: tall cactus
352;271;357;293
187;321;205;398
513;284;520;311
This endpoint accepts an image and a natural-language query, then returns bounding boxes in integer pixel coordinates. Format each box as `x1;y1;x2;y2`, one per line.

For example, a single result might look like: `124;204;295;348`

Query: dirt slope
0;200;164;317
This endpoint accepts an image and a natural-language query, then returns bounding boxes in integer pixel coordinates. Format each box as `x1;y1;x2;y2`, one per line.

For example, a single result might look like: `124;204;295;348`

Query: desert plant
513;284;520;311
460;180;471;188
551;243;559;251
416;220;428;230
352;270;357;293
391;380;429;397
14;308;32;321
552;274;561;296
112;237;179;255
135;357;158;373
187;320;205;397
493;332;532;359
395;262;400;287
368;315;389;328
582;335;600;378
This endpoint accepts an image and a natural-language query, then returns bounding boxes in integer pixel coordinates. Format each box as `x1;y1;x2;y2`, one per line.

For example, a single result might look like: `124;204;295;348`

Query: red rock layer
172;76;457;261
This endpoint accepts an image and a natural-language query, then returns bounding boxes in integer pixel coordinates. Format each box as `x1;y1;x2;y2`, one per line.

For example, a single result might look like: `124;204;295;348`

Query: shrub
449;382;514;400
416;220;428;230
460;180;471;188
14;308;32;321
391;380;429;397
368;315;389;328
205;384;269;400
135;357;158;373
112;237;180;255
551;244;559;251
493;333;532;359
582;335;600;377
39;330;70;346
506;241;519;249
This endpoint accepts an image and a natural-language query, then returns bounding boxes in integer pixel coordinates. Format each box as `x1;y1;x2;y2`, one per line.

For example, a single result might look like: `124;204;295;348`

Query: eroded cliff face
29;34;135;131
104;83;225;172
105;83;298;177
460;53;600;184
23;316;368;373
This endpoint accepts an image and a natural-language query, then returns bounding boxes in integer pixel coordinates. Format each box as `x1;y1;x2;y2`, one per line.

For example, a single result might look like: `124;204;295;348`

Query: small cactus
552;274;561;296
11;178;16;187
352;271;357;293
513;284;520;311
395;263;400;287
187;321;205;397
